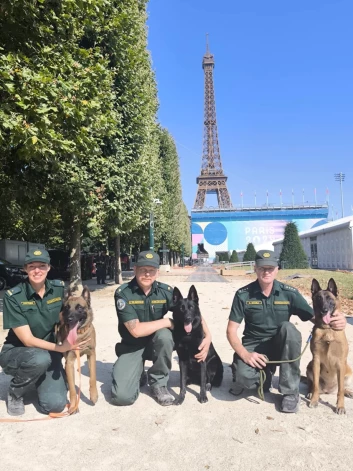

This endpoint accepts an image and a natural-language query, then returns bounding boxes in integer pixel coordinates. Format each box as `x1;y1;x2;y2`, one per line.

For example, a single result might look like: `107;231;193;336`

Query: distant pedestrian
95;251;107;285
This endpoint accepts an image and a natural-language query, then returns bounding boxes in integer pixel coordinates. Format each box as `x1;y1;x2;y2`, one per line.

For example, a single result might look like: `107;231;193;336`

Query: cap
136;251;160;268
24;248;50;265
255;250;278;267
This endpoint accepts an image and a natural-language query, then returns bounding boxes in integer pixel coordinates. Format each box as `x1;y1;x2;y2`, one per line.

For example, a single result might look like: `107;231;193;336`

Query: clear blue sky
147;0;353;219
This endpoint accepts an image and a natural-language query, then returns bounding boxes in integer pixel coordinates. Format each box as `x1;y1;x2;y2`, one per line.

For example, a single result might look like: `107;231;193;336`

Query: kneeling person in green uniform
226;250;347;413
0;249;87;416
112;250;212;407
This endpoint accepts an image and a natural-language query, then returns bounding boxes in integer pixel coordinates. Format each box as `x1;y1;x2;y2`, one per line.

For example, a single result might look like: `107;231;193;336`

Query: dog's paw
175;396;185;406
198;394;208;404
308;400;319;409
206;383;212;392
68;401;78;414
306;392;312;400
336;406;346;415
90;388;98;404
344;390;353;399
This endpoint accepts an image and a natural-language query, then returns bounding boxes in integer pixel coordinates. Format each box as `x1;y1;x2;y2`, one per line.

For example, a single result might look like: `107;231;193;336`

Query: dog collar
78;323;91;334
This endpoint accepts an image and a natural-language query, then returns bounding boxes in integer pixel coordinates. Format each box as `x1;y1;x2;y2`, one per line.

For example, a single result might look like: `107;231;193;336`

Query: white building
272;216;353;270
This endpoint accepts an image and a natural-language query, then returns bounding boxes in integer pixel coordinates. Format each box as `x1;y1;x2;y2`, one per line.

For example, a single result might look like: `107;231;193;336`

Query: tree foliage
279;222;308;269
0;1;190;284
230;250;239;263
243;243;256;262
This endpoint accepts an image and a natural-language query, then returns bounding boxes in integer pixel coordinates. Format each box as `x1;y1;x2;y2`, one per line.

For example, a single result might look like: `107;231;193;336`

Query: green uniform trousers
111;328;173;406
0;345;67;414
233;321;302;395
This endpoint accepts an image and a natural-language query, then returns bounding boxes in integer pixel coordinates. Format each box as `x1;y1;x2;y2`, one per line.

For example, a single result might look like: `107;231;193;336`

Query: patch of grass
276;269;353;299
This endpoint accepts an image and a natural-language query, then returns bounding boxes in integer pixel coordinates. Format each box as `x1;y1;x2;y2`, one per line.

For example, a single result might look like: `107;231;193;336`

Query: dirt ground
1;273;353;471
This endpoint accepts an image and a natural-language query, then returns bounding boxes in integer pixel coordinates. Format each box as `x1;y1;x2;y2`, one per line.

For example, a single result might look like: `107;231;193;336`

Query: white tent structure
272;216;353;270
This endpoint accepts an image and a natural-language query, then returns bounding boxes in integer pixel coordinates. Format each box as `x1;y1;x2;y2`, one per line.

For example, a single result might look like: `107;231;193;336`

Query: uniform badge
263;252;270;258
117;299;126;310
145;253;153;259
34;250;42;255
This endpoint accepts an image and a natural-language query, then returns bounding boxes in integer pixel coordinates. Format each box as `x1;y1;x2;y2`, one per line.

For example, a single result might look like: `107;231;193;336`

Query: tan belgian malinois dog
306;278;353;414
57;286;98;413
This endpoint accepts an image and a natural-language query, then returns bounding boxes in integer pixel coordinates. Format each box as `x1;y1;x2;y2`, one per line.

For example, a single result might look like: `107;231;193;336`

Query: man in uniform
226;249;346;413
111;250;176;407
0;249;84;416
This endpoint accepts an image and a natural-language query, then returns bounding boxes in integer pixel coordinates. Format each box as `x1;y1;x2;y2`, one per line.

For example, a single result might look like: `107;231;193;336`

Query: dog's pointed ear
172;287;183;305
64;288;72;301
81;285;91;307
327;278;338;297
188;285;199;304
311;279;321;296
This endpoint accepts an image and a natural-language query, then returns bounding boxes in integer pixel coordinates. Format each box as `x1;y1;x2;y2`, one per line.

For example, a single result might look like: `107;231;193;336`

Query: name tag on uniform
128;300;144;305
274;301;290;305
151;300;166;304
246;301;262;305
21;301;36;306
47;297;62;305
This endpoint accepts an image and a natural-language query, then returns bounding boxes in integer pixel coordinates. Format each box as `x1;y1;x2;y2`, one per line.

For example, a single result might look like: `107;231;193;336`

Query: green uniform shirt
229;279;313;341
114;278;173;347
3;279;65;347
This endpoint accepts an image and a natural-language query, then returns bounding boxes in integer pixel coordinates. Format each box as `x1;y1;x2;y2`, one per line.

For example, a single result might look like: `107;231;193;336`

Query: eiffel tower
193;37;232;210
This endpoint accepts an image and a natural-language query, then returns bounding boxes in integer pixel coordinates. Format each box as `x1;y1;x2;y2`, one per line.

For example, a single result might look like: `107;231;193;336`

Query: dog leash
0;350;81;423
257;330;313;401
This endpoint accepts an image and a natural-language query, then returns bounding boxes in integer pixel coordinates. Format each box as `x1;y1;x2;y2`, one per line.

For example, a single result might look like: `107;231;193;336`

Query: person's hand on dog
195;335;211;362
242;351;267;369
330;311;347;330
58;338;91;353
167;318;174;330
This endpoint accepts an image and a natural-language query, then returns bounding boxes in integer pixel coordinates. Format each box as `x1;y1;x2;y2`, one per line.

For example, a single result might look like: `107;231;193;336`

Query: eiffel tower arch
193;38;232;210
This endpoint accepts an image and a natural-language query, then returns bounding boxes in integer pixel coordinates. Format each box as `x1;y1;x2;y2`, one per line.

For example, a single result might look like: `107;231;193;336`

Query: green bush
279;222;308;269
243;243;256;262
230;250;239;263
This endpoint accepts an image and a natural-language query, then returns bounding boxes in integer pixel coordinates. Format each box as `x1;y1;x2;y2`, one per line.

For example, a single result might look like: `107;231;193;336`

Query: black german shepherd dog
172;285;223;404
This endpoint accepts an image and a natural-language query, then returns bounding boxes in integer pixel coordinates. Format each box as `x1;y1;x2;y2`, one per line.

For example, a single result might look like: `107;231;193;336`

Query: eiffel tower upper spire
193;37;232;210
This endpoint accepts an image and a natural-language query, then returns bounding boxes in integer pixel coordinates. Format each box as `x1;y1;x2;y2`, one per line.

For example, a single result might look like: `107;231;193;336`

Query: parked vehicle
0;258;27;290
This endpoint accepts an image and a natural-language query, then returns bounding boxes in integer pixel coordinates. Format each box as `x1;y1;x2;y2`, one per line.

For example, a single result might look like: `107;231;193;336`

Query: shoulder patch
50;280;65;287
6;286;22;296
116;298;126;310
157;282;172;292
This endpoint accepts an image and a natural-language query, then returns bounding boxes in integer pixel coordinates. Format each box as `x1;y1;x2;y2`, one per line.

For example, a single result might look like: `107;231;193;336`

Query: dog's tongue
322;312;332;325
67;323;79;345
184;323;192;333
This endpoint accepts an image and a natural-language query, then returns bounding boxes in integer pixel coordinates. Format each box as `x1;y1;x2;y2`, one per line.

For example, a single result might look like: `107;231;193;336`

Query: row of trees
0;1;191;288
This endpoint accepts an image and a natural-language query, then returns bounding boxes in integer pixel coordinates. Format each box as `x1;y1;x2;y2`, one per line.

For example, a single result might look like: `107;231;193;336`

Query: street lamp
334;173;345;218
149;198;162;251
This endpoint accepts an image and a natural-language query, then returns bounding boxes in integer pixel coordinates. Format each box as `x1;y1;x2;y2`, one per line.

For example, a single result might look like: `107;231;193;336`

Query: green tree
279;222;308;269
243;243;257;262
155;127;191;260
0;0;120;290
230;250;239;263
